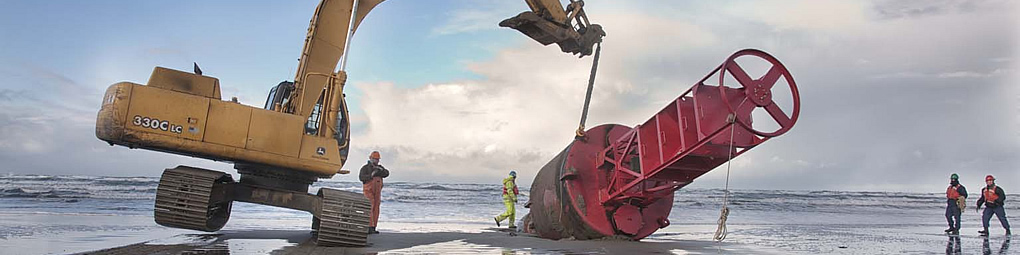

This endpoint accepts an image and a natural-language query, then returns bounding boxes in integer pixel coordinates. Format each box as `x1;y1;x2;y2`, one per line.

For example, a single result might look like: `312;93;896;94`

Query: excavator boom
287;0;383;119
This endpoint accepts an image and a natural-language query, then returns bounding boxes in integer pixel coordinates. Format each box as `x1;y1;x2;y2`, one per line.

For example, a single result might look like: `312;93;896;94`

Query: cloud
431;1;519;36
871;0;1014;19
725;0;870;32
937;68;1012;78
347;0;1019;191
0;1;1016;193
349;6;740;184
870;68;1013;79
349;48;613;183
432;9;504;36
0;89;29;102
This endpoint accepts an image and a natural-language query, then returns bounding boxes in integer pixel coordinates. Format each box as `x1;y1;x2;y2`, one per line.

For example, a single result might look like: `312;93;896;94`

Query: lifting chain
575;43;602;139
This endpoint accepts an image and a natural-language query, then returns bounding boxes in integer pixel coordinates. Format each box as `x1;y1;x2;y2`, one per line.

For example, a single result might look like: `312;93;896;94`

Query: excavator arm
282;0;605;118
287;0;385;119
274;0;607;161
501;0;605;57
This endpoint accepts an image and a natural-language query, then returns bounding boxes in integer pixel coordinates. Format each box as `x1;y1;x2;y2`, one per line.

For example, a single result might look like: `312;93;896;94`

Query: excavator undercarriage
154;166;371;246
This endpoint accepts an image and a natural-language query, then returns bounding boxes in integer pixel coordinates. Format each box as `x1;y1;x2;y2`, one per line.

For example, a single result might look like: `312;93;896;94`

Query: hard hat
370;151;381;159
950;173;959;180
509;171;517;177
986;175;995;181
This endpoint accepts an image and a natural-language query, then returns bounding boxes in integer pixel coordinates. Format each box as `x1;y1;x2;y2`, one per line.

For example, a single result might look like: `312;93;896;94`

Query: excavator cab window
264;87;278;109
264;81;295;111
303;92;350;160
305;95;324;135
334;94;350;159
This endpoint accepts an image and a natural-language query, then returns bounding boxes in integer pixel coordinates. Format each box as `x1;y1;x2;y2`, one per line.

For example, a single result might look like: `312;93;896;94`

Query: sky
0;0;1017;192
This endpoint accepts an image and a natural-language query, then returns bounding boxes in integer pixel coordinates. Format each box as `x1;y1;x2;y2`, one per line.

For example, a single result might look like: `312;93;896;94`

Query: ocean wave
93;179;159;186
0;188;92;198
98;206;148;211
382;183;498;192
1;174;1015;213
0;174;107;182
417;184;491;192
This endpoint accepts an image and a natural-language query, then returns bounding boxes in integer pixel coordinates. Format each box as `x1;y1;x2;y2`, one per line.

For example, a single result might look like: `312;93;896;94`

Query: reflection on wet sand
981;236;1010;255
86;228;773;255
946;236;961;254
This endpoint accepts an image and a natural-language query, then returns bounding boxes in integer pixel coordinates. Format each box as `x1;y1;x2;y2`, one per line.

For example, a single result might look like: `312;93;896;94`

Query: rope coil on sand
714;205;729;241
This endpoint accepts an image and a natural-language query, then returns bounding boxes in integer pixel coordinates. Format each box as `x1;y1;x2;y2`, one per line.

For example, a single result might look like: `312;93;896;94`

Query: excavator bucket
500;11;605;57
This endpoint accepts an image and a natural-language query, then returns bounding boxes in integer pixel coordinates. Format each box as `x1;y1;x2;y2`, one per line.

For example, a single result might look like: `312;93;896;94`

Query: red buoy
524;49;800;240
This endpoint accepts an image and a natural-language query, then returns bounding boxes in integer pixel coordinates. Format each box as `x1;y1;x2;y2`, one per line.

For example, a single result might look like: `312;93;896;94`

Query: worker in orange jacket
976;175;1010;236
945;173;967;235
359;151;389;234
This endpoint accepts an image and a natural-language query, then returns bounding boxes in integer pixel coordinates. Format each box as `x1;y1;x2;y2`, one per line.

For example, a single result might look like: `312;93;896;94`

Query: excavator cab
500;0;605;57
264;81;294;111
264;80;351;163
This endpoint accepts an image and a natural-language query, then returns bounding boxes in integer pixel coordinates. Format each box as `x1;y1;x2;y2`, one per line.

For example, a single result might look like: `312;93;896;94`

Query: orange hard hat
370;151;381;159
986;175;995;181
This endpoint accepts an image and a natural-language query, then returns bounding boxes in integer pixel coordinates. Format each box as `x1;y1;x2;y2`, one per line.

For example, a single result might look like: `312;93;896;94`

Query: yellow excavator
95;0;604;247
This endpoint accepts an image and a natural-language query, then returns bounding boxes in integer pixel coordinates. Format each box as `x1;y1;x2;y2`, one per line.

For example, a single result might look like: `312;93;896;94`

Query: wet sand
5;211;1015;254
81;223;775;254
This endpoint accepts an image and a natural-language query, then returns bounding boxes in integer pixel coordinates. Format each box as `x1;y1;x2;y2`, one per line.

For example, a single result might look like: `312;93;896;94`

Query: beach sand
3;177;1017;254
81;222;775;254
5;210;1017;254
3;211;1016;254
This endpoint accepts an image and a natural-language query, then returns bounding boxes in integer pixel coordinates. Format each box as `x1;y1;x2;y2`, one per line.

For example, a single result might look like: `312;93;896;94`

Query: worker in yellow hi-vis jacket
494;171;519;229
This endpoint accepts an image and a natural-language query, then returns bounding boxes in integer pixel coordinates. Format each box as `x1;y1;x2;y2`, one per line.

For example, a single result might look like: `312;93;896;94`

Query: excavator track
313;188;371;246
154;166;234;232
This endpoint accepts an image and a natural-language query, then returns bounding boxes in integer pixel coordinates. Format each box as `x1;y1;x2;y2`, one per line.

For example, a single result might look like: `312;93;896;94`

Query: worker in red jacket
976;175;1010;236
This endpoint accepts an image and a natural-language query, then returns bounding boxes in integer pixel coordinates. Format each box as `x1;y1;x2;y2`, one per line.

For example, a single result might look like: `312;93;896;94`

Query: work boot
979;229;989;236
494;217;500;227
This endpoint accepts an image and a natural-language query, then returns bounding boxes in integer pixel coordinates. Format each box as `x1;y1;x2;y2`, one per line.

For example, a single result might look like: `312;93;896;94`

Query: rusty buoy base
524;124;674;240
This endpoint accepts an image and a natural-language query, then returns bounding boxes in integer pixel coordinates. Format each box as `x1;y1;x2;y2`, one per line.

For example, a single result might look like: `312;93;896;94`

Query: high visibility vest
984;187;1000;202
947;185;961;199
502;176;519;200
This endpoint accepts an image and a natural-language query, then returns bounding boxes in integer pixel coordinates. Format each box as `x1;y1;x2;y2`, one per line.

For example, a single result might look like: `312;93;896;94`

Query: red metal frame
597;49;799;223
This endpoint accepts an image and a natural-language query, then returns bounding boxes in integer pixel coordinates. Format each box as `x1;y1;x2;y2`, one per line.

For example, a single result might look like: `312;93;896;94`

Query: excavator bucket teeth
500;11;605;57
572;24;605;57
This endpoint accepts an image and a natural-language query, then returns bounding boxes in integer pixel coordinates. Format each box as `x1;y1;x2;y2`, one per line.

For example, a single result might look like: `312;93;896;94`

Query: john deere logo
316;147;326;155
